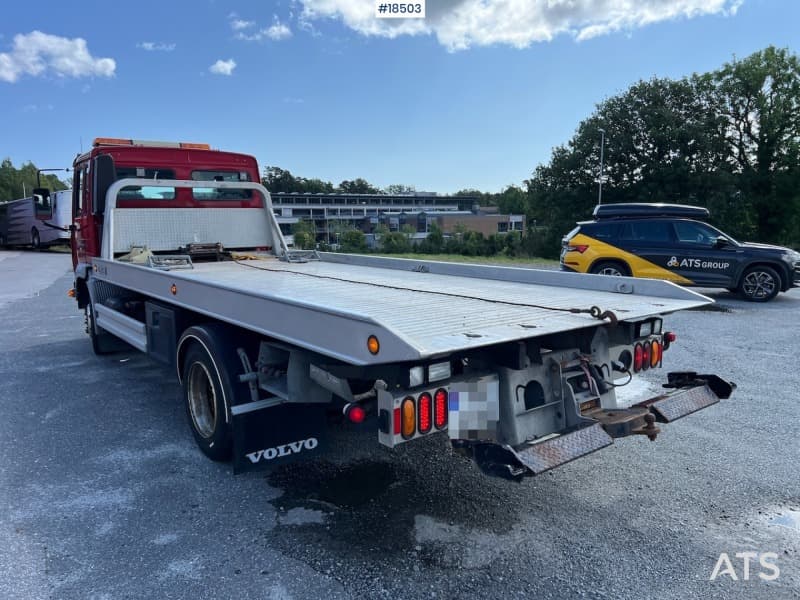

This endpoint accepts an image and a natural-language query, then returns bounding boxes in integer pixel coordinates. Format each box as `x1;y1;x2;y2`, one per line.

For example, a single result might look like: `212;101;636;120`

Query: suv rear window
584;222;618;240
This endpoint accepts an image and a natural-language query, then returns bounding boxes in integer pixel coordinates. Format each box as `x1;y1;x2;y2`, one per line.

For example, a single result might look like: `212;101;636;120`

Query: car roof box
593;203;710;220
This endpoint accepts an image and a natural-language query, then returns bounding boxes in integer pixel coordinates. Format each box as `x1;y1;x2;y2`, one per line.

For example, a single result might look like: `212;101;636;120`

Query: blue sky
1;0;798;194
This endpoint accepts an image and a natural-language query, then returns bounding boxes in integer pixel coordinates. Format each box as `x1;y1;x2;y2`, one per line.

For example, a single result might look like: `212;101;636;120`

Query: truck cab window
191;170;251;200
73;168;85;217
115;167;176;200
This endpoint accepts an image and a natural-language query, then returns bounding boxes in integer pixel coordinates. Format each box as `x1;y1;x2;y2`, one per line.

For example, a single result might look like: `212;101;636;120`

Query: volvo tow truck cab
561;203;800;302
69;139;735;480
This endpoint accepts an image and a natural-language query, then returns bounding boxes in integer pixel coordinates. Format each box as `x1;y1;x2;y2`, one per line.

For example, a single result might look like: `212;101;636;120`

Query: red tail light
344;404;366;424
641;342;651;371
393;407;401;435
434;388;448;430
418;392;432;434
633;343;644;372
665;332;677;343
568;244;589;254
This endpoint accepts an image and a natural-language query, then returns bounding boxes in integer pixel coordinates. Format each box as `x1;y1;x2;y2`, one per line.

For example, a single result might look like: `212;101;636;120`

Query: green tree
419;224;444;253
340;229;367;253
383;184;416;195
338;178;380;194
1;159;68;201
526;47;800;253
292;220;317;249
711;46;800;244
380;232;411;253
497;185;528;215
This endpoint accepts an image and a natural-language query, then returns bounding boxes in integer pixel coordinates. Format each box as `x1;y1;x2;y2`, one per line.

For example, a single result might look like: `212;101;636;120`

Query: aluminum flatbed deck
93;253;710;365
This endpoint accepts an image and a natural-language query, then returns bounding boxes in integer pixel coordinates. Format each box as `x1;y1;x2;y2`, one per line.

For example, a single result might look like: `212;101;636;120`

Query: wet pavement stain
270;461;398;509
264;436;530;572
770;509;800;532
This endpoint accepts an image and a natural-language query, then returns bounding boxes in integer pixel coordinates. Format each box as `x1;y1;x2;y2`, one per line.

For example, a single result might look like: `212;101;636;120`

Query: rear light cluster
632;337;667;372
568;244;589;254
396;388;448;439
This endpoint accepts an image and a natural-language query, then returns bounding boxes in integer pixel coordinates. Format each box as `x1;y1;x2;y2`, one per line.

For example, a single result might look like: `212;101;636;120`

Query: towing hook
588;306;619;325
642;413;658;442
629;412;659;441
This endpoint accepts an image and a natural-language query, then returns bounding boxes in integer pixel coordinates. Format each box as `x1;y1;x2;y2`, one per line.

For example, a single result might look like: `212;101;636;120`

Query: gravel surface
0;251;798;599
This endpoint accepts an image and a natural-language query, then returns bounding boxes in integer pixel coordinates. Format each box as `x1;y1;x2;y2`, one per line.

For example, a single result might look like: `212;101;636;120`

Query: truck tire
86;304;120;355
31;228;41;250
178;326;245;462
738;265;781;302
590;260;629;277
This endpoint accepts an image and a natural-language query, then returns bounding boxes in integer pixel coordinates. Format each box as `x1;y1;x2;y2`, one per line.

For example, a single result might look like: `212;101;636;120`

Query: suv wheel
739;266;781;302
591;261;629;277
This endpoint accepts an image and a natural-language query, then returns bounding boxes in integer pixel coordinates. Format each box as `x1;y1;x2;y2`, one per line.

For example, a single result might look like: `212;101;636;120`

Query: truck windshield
191;170;252;200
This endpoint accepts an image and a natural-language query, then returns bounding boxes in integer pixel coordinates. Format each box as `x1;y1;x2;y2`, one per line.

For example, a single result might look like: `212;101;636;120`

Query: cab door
71;165;90;269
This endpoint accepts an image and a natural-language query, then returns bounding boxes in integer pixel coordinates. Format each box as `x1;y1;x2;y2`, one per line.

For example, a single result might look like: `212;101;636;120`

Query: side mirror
92;154;116;215
713;236;731;248
32;187;50;200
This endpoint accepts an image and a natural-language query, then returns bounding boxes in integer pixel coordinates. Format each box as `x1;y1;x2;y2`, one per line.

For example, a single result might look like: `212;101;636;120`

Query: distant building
270;191;524;245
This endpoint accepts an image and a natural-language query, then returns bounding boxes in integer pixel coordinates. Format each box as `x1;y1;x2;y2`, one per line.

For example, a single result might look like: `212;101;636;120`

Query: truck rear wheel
179;327;242;461
86;304;120;355
31;228;41;250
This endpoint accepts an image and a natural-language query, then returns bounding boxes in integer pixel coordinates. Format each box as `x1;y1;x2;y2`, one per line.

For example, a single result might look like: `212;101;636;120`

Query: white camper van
0;189;72;248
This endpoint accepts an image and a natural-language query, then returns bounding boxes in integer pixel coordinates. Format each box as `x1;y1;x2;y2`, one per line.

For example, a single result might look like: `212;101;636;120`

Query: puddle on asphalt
687;303;733;313
268;461;398;510
770;509;800;532
264;448;526;567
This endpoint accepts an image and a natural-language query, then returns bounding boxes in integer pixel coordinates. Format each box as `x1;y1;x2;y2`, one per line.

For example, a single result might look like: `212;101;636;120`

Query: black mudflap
232;402;327;474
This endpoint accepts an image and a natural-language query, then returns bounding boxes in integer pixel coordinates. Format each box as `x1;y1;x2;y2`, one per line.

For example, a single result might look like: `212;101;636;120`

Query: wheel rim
187;361;217;438
598;266;623;276
742;270;776;299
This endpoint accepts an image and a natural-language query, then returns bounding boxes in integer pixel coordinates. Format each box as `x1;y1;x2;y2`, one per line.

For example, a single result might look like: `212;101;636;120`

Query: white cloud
23;103;54;112
209;58;236;75
265;22;293;40
231;19;256;30
297;0;743;51
232;15;292;41
137;41;176;52
0;30;116;83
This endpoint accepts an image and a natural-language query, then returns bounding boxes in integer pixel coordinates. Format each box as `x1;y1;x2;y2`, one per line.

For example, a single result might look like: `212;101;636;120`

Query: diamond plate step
648;384;720;422
512;423;613;475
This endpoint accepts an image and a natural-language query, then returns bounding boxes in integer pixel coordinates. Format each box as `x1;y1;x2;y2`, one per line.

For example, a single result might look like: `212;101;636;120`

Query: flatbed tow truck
66;138;734;479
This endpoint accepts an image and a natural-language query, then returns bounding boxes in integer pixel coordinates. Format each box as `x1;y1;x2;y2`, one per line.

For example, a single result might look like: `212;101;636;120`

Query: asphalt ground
0;250;798;600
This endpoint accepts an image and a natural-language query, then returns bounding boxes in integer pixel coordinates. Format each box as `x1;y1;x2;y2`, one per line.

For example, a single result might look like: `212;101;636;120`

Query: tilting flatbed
93;251;709;364
66;139;734;479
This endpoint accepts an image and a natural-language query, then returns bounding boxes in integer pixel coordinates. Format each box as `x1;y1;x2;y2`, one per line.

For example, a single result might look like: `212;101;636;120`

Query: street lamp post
597;128;606;205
